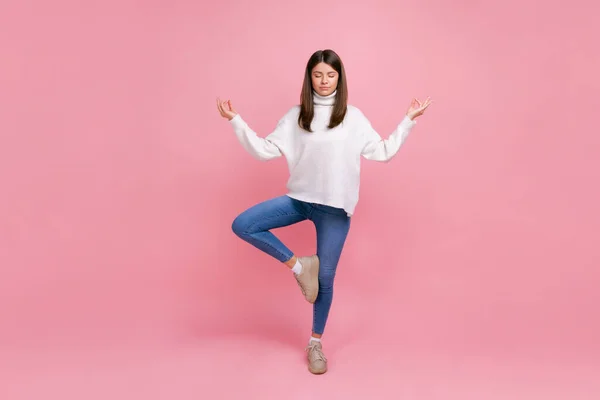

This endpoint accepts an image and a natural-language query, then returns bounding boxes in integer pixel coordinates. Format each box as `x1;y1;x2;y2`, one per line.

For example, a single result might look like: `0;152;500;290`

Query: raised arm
229;114;289;161
217;97;290;161
360;97;431;162
360;114;416;162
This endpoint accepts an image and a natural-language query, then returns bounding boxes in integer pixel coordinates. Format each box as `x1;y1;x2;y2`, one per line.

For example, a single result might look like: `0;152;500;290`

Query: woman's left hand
406;97;432;120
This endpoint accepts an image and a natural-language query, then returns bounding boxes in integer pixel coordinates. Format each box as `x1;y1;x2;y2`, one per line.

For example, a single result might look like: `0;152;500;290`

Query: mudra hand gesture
218;95;431;122
216;97;237;121
406;97;432;120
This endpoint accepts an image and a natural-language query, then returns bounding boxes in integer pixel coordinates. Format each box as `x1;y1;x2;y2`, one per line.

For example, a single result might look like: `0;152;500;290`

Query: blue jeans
231;195;351;335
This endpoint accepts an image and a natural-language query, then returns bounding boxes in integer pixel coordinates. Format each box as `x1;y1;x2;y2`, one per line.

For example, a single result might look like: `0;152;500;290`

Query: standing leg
305;205;351;374
311;207;351;335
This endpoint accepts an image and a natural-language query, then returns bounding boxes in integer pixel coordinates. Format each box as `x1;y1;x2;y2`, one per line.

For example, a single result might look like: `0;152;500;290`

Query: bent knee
231;214;249;237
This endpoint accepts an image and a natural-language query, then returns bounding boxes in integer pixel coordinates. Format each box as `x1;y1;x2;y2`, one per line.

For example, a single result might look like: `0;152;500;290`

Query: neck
313;90;336;106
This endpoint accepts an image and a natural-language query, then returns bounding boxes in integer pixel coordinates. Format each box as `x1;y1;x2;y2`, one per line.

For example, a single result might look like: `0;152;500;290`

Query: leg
232;195;320;303
311;206;351;336
231;195;307;263
304;205;351;375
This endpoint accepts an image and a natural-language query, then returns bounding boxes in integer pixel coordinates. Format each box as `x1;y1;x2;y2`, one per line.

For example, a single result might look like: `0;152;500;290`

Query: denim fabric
232;195;351;334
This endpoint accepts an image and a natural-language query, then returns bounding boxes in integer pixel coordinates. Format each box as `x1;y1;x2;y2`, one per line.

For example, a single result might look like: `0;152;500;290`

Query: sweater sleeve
360;113;416;162
229;113;291;161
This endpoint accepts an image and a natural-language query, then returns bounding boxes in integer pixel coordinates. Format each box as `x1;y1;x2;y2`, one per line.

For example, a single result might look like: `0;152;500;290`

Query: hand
406;97;432;120
216;97;238;121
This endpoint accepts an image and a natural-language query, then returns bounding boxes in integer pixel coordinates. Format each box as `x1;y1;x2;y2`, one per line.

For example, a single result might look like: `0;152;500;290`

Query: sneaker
306;341;327;374
294;255;319;303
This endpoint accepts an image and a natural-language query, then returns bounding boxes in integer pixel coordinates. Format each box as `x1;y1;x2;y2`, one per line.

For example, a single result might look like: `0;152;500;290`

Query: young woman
216;49;431;374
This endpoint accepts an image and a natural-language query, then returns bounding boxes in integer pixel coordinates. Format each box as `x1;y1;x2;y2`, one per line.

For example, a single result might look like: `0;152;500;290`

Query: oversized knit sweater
229;91;416;216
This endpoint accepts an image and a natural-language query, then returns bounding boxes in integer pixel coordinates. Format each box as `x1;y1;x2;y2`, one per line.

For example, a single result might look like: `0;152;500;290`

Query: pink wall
1;0;599;365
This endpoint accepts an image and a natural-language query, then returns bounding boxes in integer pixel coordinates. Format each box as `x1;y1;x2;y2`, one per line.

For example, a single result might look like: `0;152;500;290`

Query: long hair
298;49;348;132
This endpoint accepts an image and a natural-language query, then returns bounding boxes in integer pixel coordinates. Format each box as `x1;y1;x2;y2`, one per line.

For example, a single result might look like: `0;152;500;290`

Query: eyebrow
313;71;337;74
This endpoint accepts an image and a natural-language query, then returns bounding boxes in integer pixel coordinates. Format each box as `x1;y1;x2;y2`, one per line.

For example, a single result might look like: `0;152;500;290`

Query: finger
217;100;226;116
222;100;235;115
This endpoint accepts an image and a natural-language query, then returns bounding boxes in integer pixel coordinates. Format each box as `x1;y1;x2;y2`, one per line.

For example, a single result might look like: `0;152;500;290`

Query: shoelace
306;343;327;362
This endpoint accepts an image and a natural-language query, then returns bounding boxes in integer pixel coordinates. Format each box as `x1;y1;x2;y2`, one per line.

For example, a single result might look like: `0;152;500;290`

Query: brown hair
298;49;348;132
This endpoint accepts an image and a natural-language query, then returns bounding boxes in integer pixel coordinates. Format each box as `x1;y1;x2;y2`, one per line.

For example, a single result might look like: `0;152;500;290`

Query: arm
229;114;289;161
360;114;416;162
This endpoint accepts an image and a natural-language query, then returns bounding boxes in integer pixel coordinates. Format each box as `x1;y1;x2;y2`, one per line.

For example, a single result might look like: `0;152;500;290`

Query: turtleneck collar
313;90;336;106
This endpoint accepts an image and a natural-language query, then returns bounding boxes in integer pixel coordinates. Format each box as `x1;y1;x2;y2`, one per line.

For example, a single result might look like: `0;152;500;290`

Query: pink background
1;0;599;398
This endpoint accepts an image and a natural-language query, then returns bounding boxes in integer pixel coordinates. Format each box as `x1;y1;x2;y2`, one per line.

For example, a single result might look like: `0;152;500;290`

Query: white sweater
229;91;416;216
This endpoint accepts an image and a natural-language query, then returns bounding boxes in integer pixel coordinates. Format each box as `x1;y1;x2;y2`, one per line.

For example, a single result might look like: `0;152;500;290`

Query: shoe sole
308;255;319;304
309;365;327;374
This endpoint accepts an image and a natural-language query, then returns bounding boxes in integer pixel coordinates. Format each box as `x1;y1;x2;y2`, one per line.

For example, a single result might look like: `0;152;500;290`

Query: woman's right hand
216;97;238;121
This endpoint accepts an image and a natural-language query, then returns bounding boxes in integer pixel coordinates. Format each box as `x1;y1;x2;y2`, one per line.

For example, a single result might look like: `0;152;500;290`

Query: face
311;62;339;96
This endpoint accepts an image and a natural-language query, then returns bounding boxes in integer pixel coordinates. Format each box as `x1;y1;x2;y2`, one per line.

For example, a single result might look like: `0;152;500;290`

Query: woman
216;49;431;374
